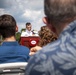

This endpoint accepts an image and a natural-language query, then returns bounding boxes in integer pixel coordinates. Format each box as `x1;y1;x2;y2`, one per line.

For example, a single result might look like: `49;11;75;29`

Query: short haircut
0;14;16;38
26;22;31;26
44;0;76;25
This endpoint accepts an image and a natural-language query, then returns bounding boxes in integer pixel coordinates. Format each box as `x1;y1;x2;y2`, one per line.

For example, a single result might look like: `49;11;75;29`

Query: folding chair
0;62;28;75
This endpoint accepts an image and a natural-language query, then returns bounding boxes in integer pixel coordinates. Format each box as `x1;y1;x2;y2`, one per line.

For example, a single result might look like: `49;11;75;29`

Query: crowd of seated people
0;14;58;63
0;0;76;75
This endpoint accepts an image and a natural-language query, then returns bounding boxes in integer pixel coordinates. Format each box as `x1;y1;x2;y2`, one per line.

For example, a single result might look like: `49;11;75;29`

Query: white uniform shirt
21;30;33;37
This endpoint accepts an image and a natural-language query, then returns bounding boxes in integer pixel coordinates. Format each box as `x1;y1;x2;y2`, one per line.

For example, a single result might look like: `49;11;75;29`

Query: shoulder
28;39;60;61
18;45;30;52
25;44;59;75
27;39;61;66
42;39;60;53
24;40;62;75
21;32;27;36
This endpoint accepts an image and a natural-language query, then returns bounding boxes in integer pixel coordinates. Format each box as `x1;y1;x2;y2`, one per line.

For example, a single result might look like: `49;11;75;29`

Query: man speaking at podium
21;22;33;37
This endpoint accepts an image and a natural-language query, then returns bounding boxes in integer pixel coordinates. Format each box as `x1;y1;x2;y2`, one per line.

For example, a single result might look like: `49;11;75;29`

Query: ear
43;17;56;33
43;17;50;28
42;17;48;24
43;17;52;28
16;25;18;32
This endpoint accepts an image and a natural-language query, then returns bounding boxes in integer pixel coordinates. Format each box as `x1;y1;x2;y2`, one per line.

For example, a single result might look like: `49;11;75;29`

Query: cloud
0;0;45;32
23;9;41;21
0;0;17;8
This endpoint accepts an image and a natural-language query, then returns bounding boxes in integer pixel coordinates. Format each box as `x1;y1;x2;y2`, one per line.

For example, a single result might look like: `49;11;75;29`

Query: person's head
43;0;76;36
0;14;18;39
26;22;32;31
38;26;57;47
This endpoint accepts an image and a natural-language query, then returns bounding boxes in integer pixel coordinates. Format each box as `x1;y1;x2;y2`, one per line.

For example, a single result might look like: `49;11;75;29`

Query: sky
0;0;45;32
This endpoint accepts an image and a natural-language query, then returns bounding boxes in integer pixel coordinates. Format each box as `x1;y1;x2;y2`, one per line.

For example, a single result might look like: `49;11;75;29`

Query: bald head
44;0;76;25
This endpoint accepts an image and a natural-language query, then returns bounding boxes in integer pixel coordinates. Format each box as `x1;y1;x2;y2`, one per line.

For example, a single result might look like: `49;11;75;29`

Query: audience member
25;0;76;75
30;26;57;55
0;14;30;63
21;22;33;36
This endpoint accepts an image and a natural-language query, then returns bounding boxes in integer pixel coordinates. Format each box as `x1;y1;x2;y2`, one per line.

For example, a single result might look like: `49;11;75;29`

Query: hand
29;46;42;56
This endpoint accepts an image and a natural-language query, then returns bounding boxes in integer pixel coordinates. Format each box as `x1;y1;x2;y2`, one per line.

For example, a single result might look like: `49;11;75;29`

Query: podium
20;36;40;49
